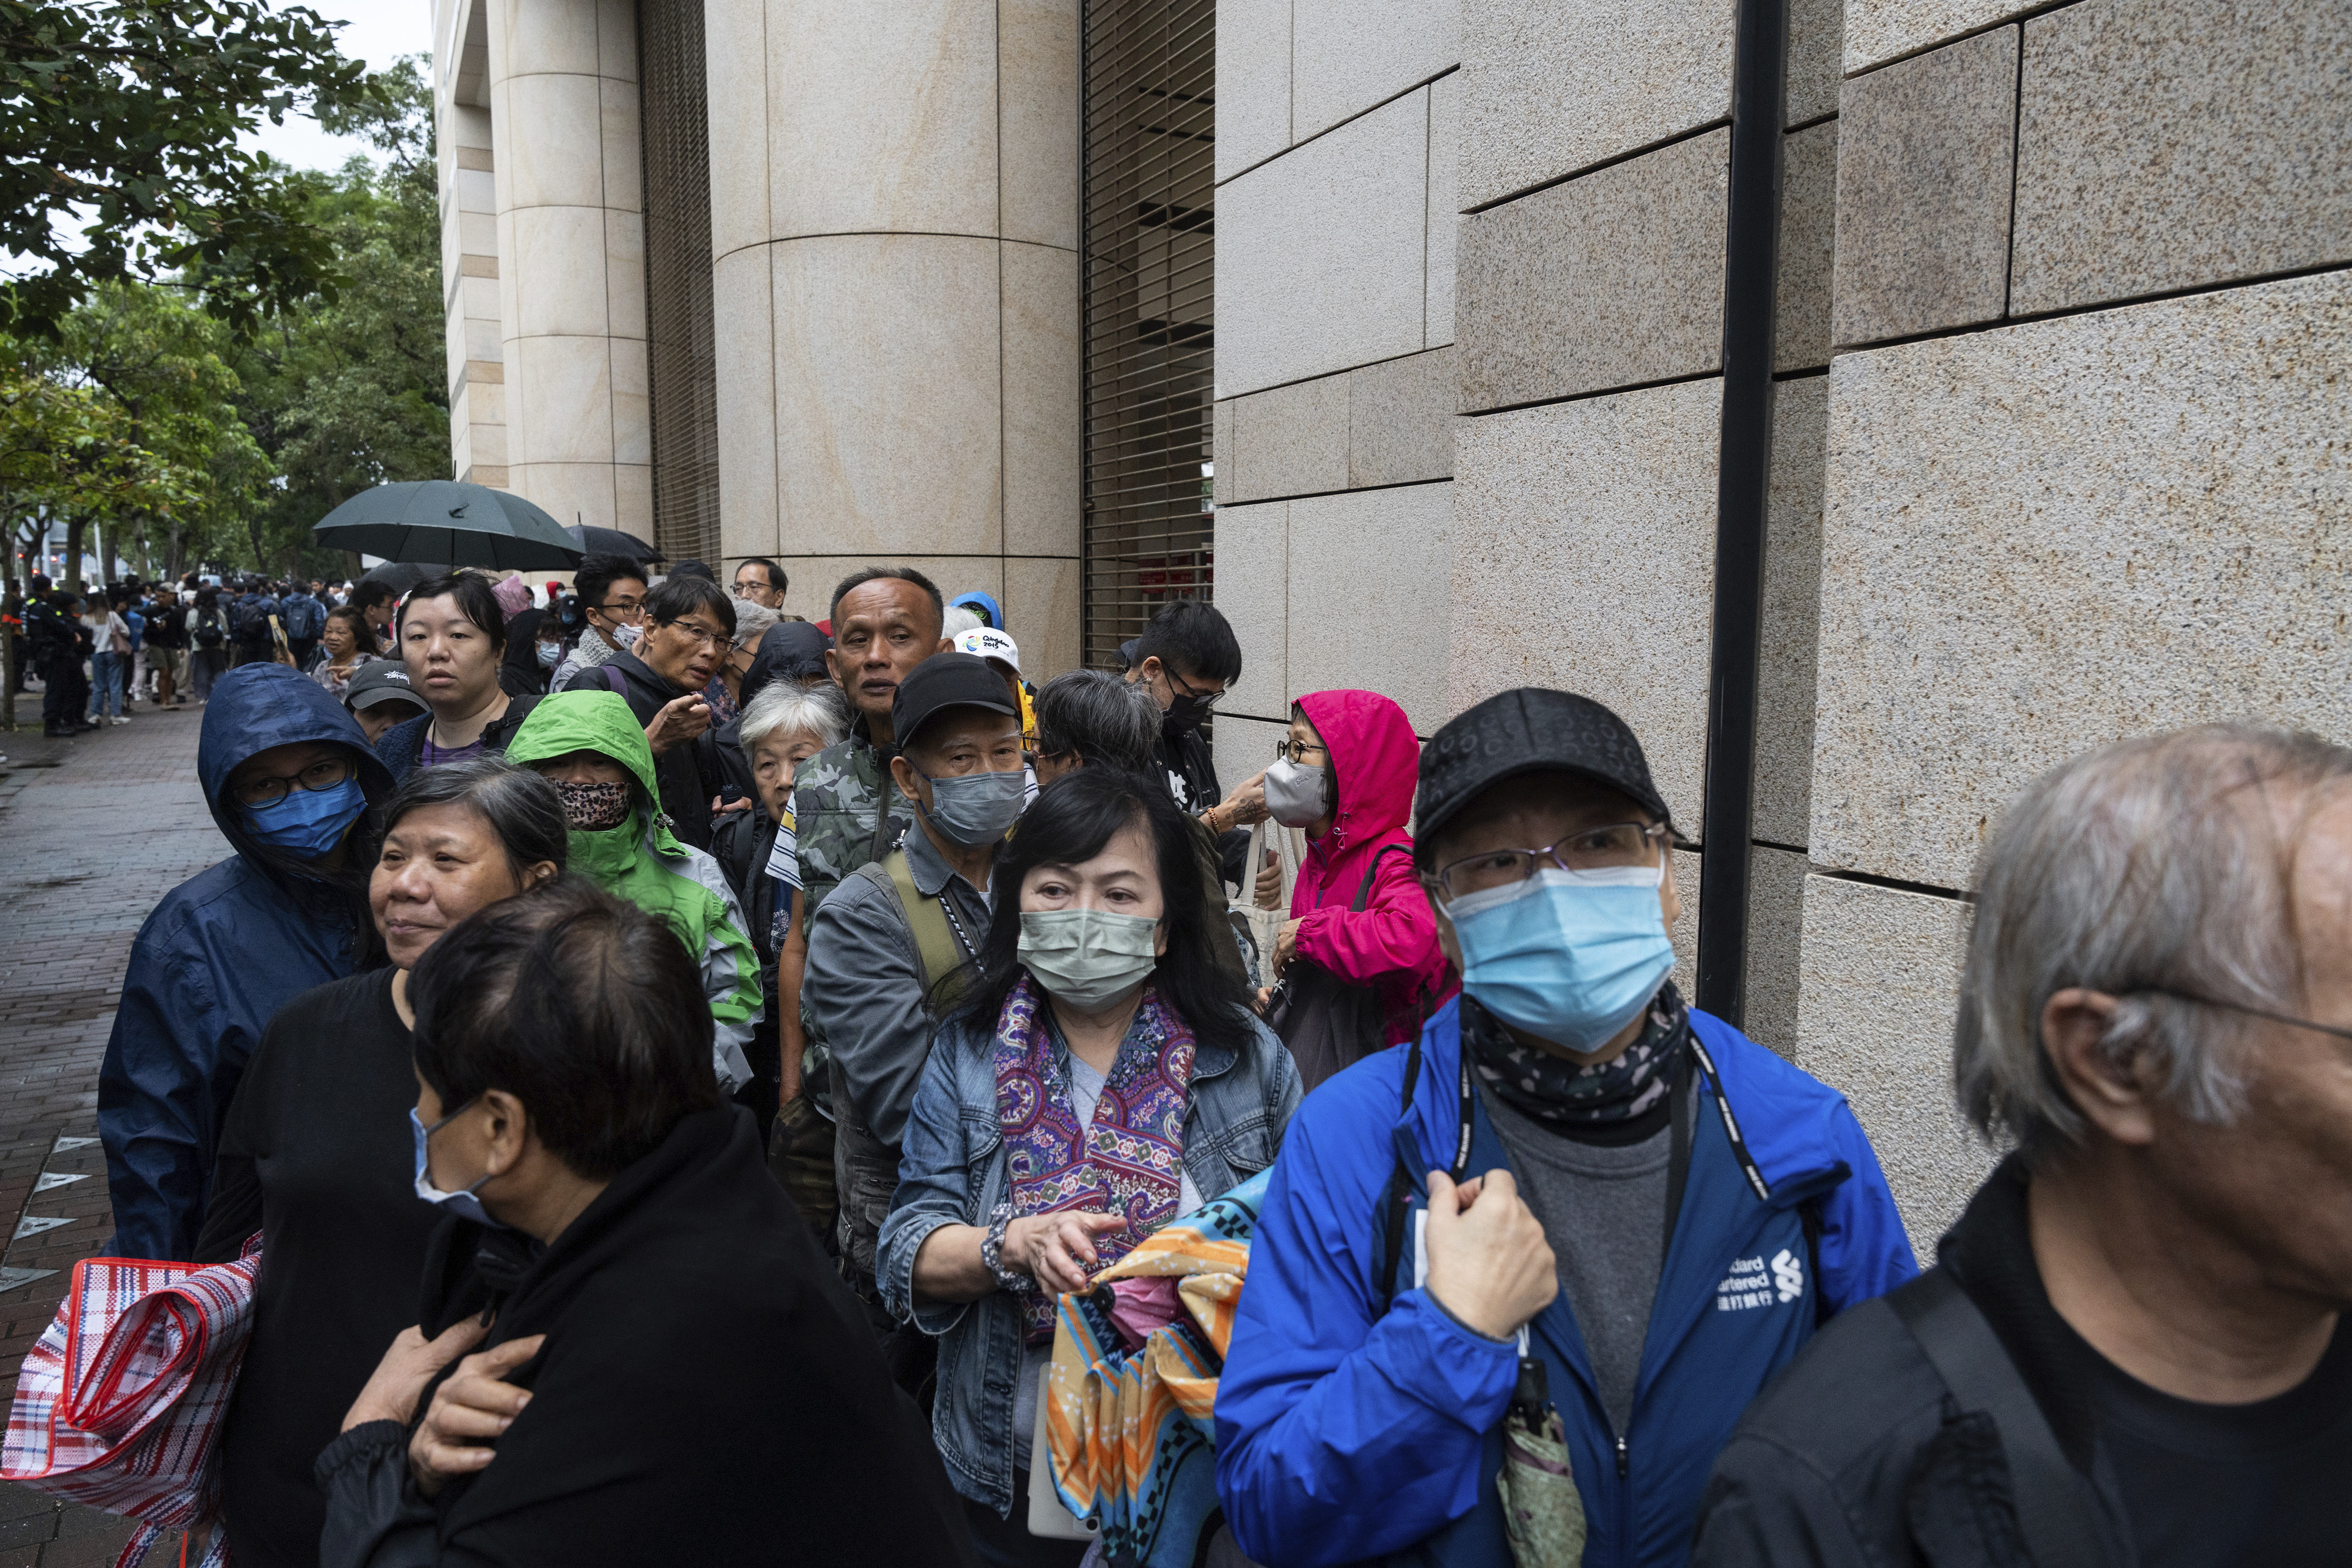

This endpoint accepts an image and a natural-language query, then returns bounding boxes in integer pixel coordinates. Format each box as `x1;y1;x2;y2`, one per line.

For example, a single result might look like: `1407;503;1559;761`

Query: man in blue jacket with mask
1214;688;1916;1568
98;663;394;1260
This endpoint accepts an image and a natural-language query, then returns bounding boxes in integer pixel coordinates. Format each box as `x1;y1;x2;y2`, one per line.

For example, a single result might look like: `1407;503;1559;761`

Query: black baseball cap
1414;688;1673;856
892;652;1018;750
343;663;429;714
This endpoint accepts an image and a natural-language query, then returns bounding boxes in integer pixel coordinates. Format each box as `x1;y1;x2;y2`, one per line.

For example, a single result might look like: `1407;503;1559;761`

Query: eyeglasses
1166;666;1224;710
1425;821;1671;901
1273;737;1330;764
657;619;726;650
590;596;644;616
233;755;357;808
2132;989;2352;1044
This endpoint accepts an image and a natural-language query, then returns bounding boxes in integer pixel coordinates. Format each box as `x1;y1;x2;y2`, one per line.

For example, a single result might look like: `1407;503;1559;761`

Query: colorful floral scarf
1465;981;1690;1128
994;975;1195;1341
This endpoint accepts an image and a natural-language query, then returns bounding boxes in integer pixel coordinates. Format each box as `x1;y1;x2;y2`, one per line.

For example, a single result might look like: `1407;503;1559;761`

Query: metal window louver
1080;0;1215;670
639;0;721;568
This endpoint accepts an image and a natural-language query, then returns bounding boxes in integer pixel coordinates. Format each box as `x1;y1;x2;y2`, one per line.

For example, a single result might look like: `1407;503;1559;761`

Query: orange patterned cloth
1044;1169;1269;1566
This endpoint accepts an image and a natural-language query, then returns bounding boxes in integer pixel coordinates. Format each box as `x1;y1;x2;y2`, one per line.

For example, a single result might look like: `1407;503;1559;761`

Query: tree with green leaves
1;0;372;340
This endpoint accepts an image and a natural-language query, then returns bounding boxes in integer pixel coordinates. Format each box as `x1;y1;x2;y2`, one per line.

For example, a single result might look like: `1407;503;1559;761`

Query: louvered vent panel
1081;0;1215;669
639;0;720;567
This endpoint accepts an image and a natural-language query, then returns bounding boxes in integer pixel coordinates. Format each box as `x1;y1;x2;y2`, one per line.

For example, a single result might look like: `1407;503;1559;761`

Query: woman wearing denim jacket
878;767;1302;1566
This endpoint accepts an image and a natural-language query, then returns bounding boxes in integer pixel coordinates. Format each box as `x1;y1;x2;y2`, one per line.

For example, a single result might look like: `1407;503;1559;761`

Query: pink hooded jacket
1287;690;1458;1045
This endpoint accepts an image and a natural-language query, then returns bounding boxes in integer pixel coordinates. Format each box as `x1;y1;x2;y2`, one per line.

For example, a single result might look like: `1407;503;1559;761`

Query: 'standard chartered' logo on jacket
1714;1249;1805;1312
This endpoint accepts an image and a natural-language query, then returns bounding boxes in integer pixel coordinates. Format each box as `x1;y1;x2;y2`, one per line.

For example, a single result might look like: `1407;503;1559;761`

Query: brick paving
0;691;222;1562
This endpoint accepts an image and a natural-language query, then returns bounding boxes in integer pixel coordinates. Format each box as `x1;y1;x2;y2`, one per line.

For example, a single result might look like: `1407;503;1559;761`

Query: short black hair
382;755;571;881
644;575;736;637
1035;668;1161;773
668;559;717;583
347;580;397;614
1130;597;1242;685
396;573;508;653
968;766;1257;1057
574;553;650;611
829;566;944;634
734;557;786;594
409;878;723;1181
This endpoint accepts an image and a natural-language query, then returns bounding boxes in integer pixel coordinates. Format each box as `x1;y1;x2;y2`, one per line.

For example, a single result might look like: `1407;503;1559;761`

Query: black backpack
194;609;226;650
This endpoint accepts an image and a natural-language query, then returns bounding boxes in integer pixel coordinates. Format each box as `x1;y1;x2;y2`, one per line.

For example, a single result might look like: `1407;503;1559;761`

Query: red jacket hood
1298;689;1418;853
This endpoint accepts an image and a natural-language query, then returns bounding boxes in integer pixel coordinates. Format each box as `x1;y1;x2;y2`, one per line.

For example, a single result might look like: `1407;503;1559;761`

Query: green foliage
216;56;449;580
0;0;375;340
4;55;448;581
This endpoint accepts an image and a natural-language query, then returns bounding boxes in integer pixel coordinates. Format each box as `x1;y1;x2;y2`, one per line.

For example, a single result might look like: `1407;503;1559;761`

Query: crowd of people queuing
62;544;2347;1567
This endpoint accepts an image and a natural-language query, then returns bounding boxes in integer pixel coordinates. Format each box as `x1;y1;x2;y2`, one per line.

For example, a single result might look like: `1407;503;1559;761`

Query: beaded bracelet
981;1202;1037;1295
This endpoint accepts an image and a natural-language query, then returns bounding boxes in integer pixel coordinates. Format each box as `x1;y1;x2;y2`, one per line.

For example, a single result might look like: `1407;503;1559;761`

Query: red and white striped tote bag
2;1243;262;1568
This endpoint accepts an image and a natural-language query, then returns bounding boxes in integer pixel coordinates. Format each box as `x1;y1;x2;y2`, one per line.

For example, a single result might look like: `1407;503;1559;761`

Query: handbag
1225;820;1299;989
2;1240;263;1568
1265;843;1412;1091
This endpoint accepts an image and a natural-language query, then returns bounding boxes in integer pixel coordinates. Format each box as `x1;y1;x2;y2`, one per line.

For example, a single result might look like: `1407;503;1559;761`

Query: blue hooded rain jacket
98;663;394;1260
1214;997;1916;1568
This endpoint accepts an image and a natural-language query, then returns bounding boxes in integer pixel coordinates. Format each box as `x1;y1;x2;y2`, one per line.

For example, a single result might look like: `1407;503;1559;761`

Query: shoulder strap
1890;1271;2117;1568
600;663;629;696
1349;840;1412;912
880;850;973;1017
1378;1027;1428;1306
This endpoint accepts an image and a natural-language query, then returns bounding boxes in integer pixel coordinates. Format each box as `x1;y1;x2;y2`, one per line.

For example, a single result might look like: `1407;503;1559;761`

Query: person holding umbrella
376;574;542;785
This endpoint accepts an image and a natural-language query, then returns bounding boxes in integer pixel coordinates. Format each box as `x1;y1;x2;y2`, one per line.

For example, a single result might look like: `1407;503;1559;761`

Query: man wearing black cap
340;663;430;747
1212;687;1917;1568
803;651;1027;1386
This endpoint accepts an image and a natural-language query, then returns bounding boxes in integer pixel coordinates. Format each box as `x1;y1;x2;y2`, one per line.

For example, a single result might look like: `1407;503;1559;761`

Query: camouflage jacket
793;716;915;919
791;716;916;1094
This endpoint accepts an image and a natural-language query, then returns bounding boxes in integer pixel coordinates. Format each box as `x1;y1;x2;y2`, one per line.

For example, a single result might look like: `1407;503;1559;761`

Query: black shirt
193;968;444;1568
2072;1307;2352;1566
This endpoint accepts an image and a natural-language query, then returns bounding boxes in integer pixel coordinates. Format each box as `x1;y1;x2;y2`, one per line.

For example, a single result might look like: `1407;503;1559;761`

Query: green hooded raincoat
507;691;762;1094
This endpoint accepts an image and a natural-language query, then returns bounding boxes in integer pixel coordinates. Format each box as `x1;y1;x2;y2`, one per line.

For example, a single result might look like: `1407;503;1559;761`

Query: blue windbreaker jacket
1214;997;1917;1568
97;664;394;1261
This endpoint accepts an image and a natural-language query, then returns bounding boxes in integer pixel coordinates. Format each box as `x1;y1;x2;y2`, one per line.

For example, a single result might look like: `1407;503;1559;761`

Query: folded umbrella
312;482;583;571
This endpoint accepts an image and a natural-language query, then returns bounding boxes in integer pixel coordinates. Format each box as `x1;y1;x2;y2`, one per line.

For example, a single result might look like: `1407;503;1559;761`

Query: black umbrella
356;561;445;594
566;523;665;566
313;481;583;570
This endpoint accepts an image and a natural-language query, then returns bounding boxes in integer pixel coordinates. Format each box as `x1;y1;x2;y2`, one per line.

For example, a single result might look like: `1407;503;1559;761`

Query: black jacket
1155;718;1250;887
315;1106;976;1567
710;803;783;1121
495;609;550;698
1691;1158;2136;1567
374;696;542;787
560;648;716;849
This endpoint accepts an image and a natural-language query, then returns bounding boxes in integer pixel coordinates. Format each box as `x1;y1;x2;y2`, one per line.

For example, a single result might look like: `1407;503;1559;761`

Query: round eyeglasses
1425;821;1671;901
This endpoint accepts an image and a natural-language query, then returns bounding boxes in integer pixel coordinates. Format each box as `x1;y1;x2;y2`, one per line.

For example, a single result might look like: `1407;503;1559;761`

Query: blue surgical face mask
535;641;562;667
1446;864;1674;1052
918;766;1029;847
410;1102;507;1230
241;777;366;858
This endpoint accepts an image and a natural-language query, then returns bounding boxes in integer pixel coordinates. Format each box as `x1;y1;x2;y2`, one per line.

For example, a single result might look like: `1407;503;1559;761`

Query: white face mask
1263;757;1332;827
613;622;643;648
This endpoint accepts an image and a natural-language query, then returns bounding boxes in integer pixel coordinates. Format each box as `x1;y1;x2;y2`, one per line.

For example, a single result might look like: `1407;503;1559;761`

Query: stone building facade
437;0;2349;1241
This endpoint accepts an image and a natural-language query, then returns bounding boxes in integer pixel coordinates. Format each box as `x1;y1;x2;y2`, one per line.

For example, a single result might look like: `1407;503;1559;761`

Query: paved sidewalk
0;695;220;1563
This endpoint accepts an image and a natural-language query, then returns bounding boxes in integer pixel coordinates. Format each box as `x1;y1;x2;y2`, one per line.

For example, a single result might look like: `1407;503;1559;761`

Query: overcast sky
244;3;438;171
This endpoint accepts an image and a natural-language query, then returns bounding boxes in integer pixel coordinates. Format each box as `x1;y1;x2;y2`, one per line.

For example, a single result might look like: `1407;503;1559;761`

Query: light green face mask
1018;908;1161;1010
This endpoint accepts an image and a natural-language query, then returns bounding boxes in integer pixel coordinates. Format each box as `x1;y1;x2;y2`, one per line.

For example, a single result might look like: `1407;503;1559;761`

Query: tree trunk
63;516;88;591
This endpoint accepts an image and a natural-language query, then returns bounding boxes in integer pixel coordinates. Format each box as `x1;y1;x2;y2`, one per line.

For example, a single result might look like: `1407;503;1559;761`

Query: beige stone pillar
705;0;1082;676
486;0;653;539
435;0;505;487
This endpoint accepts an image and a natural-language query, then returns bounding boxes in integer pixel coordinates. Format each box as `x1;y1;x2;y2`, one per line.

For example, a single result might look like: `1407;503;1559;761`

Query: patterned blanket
1044;1169;1269;1567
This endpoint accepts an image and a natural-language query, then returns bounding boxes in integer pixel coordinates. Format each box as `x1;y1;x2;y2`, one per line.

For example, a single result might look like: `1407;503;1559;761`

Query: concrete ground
0;687;219;1562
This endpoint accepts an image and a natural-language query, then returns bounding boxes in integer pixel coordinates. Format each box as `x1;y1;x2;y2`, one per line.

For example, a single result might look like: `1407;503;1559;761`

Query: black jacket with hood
96;663;395;1260
315;1106;977;1567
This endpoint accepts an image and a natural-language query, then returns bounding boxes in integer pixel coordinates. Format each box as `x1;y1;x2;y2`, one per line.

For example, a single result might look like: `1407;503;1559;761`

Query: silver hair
941;605;983;641
1035;667;1161;774
1955;723;2352;1165
739;678;849;753
729;597;780;648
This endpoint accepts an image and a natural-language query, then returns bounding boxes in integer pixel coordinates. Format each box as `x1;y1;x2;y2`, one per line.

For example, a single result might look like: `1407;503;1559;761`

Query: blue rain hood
99;663;397;1261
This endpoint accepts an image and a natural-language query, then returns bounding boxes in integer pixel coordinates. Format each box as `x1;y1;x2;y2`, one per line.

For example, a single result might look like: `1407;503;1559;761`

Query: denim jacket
876;997;1302;1516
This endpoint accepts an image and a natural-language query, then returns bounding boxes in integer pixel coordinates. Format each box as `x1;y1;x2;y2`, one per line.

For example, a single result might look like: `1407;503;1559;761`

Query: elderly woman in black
194;757;567;1568
321;880;975;1566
